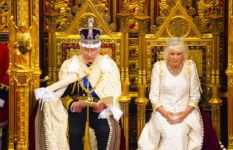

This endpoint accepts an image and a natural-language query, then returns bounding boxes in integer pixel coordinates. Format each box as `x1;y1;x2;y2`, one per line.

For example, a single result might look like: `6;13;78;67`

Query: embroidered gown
138;60;202;150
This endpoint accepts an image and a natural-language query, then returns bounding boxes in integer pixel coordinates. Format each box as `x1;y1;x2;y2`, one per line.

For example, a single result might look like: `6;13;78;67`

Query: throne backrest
145;2;213;105
54;0;122;77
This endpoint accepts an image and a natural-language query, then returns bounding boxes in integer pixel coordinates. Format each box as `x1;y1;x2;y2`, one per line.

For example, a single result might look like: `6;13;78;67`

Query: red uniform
0;43;9;123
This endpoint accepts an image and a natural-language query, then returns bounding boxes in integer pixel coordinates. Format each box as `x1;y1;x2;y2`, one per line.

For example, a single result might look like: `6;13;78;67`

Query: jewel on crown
165;37;185;46
88;18;94;40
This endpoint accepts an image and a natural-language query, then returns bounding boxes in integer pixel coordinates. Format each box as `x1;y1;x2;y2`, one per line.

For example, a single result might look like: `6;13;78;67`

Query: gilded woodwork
54;0;121;78
168;17;190;37
136;102;147;140
227;0;233;147
124;0;147;31
150;0;155;26
44;0;112;31
46;0;59;83
154;2;202;39
118;11;132;149
15;73;31;149
8;0;40;149
60;0;115;35
112;0;117;25
209;85;222;139
0;0;8;32
135;15;149;138
128;38;139;87
157;0;222;34
207;2;223;139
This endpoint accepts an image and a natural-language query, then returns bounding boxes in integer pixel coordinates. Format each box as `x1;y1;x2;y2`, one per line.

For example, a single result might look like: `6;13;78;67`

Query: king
34;18;125;150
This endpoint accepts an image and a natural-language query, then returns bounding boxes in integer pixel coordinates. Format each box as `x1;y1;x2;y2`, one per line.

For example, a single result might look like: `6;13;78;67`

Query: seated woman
34;18;125;150
138;37;203;150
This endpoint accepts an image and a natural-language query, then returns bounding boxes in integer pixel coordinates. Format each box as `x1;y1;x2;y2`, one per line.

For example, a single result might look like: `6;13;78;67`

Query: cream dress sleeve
149;62;162;110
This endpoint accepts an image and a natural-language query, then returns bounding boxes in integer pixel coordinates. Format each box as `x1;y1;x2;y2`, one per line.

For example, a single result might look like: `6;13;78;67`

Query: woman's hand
72;102;85;113
163;111;178;124
157;106;176;124
172;111;188;124
156;105;194;124
173;106;194;124
93;103;106;113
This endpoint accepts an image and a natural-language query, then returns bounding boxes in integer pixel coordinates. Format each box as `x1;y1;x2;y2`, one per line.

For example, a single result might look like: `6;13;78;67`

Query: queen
138;37;203;150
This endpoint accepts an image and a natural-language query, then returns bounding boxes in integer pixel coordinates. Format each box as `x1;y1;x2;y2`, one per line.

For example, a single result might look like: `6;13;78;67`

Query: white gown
138;60;203;150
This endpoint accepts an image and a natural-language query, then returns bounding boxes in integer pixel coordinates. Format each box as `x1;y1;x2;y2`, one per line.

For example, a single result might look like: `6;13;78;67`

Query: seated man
34;18;124;150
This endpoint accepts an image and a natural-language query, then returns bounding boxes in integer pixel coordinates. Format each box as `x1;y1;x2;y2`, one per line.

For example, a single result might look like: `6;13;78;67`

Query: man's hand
93;103;105;113
72;102;85;113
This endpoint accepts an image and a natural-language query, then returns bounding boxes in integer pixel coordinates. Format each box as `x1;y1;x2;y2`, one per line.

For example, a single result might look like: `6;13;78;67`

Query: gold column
30;0;41;114
135;15;149;139
46;0;59;84
113;0;117;26
7;2;14;149
226;0;233;148
150;0;155;26
75;0;79;5
8;0;40;149
208;4;223;139
118;5;132;149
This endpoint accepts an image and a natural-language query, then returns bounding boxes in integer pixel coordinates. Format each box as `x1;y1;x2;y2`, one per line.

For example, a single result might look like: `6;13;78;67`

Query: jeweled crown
165;37;185;46
79;18;101;48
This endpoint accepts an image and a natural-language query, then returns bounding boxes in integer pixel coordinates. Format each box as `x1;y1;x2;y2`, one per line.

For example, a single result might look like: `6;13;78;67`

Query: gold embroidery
188;100;198;108
159;61;163;84
152;100;162;110
61;95;73;110
0;83;9;91
186;60;192;81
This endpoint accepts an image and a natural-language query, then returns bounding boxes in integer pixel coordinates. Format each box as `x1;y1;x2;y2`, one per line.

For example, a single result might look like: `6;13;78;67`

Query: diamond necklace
168;62;182;74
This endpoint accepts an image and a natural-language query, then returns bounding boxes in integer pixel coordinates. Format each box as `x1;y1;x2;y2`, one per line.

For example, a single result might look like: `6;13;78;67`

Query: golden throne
145;2;213;107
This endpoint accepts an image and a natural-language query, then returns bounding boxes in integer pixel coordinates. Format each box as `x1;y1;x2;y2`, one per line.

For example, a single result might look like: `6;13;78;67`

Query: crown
79;18;102;48
165;37;185;46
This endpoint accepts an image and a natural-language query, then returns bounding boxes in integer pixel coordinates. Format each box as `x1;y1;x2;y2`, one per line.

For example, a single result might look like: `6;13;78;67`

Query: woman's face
168;49;183;66
80;46;99;63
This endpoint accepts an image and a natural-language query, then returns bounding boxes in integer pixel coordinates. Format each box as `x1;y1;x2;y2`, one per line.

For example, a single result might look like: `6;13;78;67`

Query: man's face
80;46;99;63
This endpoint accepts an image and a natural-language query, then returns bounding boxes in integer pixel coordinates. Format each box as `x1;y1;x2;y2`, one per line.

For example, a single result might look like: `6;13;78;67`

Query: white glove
0;99;5;108
34;87;54;100
98;106;123;122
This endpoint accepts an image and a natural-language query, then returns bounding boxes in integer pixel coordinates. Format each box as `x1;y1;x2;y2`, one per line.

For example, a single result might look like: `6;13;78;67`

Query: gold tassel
83;75;91;150
83;106;91;150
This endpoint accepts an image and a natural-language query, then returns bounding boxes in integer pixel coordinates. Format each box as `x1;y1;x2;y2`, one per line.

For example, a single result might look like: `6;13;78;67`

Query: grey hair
163;44;189;62
80;46;100;51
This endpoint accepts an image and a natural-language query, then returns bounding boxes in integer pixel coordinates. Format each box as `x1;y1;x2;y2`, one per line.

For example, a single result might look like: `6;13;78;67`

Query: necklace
76;71;104;96
168;63;182;74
